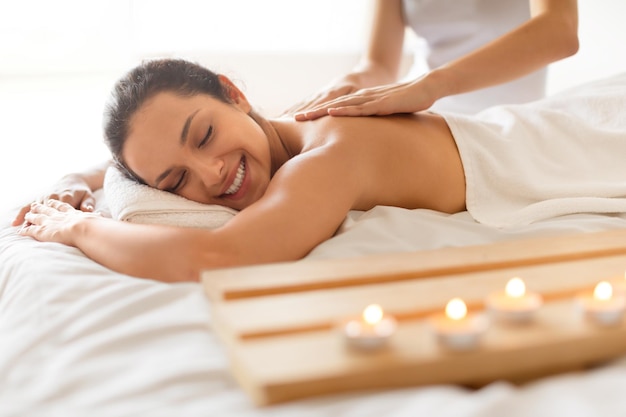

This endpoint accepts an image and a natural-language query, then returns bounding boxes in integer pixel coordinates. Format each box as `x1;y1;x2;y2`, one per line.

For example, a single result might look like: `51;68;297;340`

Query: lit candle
486;277;543;323
343;304;397;350
430;298;488;351
577;281;626;327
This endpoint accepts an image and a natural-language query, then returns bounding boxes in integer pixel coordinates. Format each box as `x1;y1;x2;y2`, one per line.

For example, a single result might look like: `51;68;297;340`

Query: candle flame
445;298;467;321
363;304;383;325
594;281;613;301
505;277;526;298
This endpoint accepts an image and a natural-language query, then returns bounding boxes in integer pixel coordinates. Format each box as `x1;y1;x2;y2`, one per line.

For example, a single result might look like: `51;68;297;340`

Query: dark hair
103;59;230;178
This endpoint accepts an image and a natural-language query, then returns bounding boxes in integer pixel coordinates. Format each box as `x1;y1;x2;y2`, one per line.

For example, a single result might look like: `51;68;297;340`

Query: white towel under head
103;166;237;229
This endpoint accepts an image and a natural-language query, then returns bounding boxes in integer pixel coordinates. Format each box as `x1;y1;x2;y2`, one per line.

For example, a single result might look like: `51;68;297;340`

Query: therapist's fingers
297;80;437;119
294;86;384;120
284;85;357;116
294;93;377;120
327;99;397;117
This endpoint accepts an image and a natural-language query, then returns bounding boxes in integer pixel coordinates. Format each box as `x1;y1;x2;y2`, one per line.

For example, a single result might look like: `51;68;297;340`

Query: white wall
0;0;370;211
1;0;625;213
547;0;626;94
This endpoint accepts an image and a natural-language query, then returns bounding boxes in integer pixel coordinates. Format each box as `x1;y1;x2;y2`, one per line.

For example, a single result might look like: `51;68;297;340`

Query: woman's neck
251;111;304;176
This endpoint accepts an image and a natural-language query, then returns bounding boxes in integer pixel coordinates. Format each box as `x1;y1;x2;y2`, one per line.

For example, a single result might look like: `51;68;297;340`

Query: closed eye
199;126;213;148
166;171;187;193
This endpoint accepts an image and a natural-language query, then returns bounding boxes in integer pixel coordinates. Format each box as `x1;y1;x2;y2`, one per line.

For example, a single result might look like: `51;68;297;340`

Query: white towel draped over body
444;72;626;227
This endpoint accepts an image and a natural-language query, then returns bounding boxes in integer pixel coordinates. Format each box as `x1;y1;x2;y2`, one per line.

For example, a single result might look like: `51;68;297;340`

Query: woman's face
122;91;272;211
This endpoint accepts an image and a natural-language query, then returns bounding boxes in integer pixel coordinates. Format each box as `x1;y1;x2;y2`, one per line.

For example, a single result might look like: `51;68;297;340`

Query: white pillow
103;166;237;229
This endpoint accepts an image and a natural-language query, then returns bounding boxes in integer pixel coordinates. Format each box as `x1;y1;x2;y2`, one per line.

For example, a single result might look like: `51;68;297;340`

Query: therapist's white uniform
402;0;547;114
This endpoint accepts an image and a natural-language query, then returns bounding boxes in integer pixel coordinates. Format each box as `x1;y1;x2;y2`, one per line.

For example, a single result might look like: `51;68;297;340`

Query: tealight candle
486;277;543;323
430;298;488;351
577;281;626;327
343;304;397;350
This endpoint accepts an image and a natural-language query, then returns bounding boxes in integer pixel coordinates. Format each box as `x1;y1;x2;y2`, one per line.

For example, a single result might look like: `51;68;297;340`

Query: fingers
19;209;41;239
287;85;357;118
49;190;95;212
39;199;75;213
19;200;72;237
80;195;96;212
12;197;62;227
296;81;432;119
285;94;333;117
51;191;81;208
294;93;379;120
26;200;73;218
11;204;31;226
327;104;379;117
294;108;331;121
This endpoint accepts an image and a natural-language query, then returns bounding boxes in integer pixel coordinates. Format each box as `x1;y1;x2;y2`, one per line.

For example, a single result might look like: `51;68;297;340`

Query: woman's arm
19;138;365;282
295;0;578;119
20;201;222;281
12;160;112;226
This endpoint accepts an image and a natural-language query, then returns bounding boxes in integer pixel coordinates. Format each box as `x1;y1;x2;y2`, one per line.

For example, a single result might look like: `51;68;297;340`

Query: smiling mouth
224;158;246;195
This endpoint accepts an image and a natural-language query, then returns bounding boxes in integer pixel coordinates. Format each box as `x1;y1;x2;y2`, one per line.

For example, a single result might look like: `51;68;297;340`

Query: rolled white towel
103;165;237;229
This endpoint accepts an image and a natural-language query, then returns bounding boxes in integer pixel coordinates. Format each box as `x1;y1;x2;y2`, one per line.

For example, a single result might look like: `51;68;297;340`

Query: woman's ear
217;74;252;113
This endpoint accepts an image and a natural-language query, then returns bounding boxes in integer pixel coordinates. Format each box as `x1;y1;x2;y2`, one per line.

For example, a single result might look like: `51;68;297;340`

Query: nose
192;155;224;189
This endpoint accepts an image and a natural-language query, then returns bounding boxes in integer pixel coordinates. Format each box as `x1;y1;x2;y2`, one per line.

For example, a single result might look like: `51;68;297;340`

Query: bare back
216;112;466;265
292;112;466;213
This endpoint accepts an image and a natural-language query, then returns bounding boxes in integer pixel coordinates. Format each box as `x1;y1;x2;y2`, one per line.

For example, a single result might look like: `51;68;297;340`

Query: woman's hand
12;174;97;227
294;75;440;121
18;200;101;246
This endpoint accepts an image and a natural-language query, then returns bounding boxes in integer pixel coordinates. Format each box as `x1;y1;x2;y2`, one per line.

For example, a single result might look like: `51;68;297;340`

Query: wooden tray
202;229;626;406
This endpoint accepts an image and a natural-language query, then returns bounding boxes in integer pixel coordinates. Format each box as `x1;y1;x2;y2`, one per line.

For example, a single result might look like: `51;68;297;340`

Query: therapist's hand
12;174;96;227
282;73;365;117
294;75;439;121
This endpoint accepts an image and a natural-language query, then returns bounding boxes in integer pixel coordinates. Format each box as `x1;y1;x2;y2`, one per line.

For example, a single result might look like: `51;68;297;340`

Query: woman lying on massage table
14;59;626;282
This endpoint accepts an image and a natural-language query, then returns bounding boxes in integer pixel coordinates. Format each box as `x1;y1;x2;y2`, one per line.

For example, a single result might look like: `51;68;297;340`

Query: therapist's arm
353;0;406;86
426;0;579;100
296;0;578;119
284;0;406;115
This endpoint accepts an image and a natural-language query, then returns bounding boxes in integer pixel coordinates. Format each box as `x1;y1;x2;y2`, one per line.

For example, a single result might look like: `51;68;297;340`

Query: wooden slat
212;254;626;341
202;229;626;406
229;300;626;405
202;229;626;301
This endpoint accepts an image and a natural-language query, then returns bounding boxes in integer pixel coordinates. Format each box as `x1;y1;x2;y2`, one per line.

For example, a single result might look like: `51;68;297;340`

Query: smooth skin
290;0;578;120
17;76;465;283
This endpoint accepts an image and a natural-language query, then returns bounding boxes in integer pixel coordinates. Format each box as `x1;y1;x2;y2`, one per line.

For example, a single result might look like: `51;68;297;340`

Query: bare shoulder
295;112;450;155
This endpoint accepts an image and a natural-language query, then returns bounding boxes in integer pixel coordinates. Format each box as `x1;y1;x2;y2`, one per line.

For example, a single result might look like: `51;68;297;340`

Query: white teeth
225;159;245;195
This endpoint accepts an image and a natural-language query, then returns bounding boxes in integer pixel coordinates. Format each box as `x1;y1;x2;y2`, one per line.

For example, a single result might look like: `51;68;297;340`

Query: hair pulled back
103;59;228;165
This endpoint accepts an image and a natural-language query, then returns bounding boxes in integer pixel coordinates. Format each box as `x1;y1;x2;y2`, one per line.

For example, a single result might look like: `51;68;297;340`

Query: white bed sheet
2;201;626;417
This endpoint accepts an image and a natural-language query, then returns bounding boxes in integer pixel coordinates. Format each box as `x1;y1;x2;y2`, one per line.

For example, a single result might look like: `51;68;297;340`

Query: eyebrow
180;109;200;145
154;108;200;187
